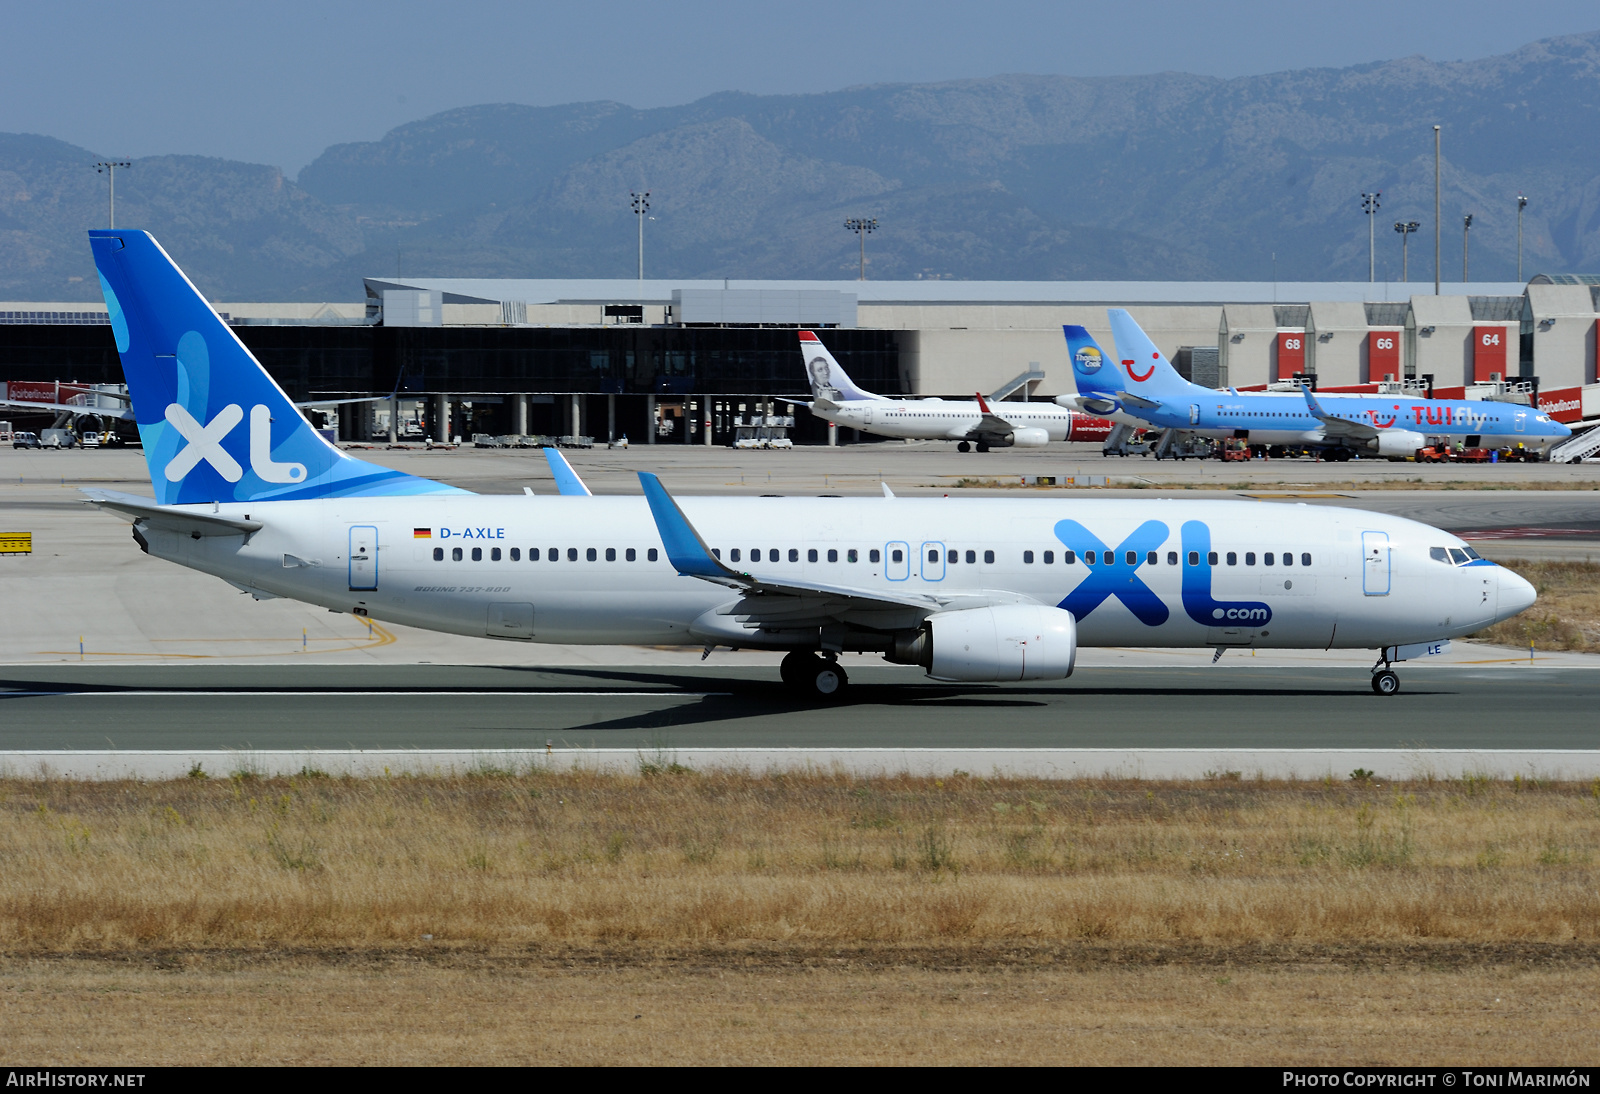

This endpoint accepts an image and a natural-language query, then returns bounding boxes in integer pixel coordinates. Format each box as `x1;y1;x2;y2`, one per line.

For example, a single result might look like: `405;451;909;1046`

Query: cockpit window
1448;548;1469;565
1462;546;1483;560
1430;547;1450;563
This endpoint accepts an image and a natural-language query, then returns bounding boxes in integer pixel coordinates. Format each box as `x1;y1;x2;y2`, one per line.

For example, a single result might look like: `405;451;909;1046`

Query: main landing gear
1370;651;1401;695
780;650;849;700
957;441;970;452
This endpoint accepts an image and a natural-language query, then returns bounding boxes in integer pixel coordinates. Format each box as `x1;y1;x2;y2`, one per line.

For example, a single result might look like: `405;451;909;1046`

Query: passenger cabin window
568;548;578;562
452;547;463;561
869;549;880;563
770;549;780;563
929;548;940;563
1264;553;1275;566
491;547;501;561
789;549;799;562
947;549;957;564
648;548;658;561
1063;550;1076;564
1226;552;1237;566
1187;551;1199;566
1043;551;1054;564
1146;551;1157;565
433;547;443;561
606;548;616;561
891;549;903;563
1167;551;1178;565
1126;551;1137;565
965;550;976;564
731;549;741;562
1086;550;1097;564
471;547;482;561
1023;550;1034;564
1282;552;1293;567
1245;552;1256;566
983;550;995;564
510;548;520;561
848;549;858;563
809;549;819;563
1301;553;1312;566
1208;552;1218;565
827;549;838;563
626;548;637;562
586;548;597;562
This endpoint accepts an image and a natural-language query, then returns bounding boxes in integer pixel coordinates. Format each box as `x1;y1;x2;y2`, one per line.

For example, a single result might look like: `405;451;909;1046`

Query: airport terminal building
3;274;1598;444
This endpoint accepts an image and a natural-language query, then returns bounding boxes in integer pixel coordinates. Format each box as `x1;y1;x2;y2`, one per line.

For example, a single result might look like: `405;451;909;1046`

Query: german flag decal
413;528;431;538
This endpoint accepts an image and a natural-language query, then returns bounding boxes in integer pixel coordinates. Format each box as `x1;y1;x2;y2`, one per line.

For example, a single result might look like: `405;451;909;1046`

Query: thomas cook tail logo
1073;346;1103;375
163;403;307;484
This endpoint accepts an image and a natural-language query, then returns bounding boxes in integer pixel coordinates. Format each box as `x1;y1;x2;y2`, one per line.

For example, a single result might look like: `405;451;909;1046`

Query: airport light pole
1462;213;1473;282
1517;194;1528;282
1361;191;1381;282
844;217;878;280
1393;220;1420;283
95;161;131;229
630;191;650;280
1440;124;1452;294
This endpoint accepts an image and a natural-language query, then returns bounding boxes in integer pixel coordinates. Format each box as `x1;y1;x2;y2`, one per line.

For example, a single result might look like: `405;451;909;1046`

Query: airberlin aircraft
1061;310;1571;459
85;230;1536;698
796;331;1112;451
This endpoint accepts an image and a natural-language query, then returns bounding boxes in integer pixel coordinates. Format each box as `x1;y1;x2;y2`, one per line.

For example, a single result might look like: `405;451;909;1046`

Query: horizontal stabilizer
82;487;262;537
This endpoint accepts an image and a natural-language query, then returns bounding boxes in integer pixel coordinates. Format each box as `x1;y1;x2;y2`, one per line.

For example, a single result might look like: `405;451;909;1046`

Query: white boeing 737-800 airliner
797;331;1111;451
84;231;1536;698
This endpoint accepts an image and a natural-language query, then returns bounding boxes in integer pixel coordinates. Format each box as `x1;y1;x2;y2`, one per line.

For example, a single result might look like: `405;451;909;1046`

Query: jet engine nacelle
1369;429;1427;458
1010;427;1051;448
918;604;1078;681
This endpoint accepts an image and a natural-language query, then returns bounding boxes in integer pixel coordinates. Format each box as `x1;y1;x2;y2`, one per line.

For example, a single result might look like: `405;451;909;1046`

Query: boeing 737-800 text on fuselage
84;231;1536;698
797;331;1111;451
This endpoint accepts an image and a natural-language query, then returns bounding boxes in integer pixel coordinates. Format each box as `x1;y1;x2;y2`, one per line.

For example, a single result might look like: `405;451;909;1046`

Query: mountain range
3;29;1599;303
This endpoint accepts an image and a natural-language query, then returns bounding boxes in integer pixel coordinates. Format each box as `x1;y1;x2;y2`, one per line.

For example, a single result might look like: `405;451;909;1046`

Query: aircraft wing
81;488;263;538
1115;390;1163;410
637;473;1029;629
967;393;1022;437
1301;385;1379;441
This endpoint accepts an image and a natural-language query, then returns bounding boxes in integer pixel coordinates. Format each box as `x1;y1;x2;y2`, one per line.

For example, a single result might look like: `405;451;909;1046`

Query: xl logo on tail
164;403;307;484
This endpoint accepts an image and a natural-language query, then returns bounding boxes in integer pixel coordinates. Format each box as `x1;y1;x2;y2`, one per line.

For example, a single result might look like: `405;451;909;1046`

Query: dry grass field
1;770;1598;1063
1472;559;1600;653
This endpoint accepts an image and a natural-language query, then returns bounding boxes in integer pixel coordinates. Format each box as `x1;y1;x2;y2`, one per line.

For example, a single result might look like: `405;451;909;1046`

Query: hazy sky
4;0;1597;176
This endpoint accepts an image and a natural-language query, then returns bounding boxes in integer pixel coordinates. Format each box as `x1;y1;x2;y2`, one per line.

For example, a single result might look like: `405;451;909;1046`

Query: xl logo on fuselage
1053;519;1273;628
163;403;307;484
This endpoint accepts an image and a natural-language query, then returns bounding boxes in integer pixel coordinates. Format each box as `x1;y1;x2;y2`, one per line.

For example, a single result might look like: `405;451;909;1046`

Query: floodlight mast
95;161;131;229
631;191;650;280
1433;125;1442;295
1361;192;1381;282
1462;213;1473;281
1393;221;1420;283
1516;194;1529;282
844;217;878;280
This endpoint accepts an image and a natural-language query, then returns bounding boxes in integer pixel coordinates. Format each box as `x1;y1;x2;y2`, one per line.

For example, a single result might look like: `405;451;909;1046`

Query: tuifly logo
1126;352;1159;383
163;403;307;484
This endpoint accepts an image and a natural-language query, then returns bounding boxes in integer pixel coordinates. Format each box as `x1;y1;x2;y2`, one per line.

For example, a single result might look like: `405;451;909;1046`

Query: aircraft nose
1497;567;1537;620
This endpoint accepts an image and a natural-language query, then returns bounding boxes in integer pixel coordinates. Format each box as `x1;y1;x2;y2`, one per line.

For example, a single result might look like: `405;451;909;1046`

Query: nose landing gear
1370;650;1401;695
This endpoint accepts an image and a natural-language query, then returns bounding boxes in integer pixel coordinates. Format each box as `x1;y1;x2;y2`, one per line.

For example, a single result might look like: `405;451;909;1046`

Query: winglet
638;472;743;582
974;392;992;414
881;482;895;498
544;448;593;496
1300;383;1331;421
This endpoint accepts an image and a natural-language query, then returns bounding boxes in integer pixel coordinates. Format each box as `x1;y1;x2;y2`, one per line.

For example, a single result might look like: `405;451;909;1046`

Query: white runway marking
0;690;726;699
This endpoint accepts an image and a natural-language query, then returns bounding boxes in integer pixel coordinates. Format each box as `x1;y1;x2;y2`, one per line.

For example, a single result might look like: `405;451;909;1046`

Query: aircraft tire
1371;670;1400;695
806;659;848;700
976;443;990;453
779;650;813;688
957;441;970;453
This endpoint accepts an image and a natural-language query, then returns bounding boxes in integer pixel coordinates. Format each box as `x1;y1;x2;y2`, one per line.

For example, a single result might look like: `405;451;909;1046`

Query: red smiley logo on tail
1126;353;1158;383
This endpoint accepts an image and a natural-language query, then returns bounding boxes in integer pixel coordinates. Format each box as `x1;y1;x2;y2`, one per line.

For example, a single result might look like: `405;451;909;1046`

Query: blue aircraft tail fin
1106;309;1196;400
1063;325;1121;396
88;230;467;505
